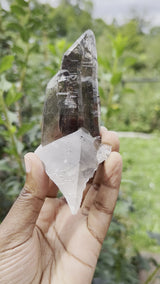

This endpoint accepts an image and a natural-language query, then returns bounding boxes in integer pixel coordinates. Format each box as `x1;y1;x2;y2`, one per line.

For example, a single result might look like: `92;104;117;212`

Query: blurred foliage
1;0;160;283
120;137;160;253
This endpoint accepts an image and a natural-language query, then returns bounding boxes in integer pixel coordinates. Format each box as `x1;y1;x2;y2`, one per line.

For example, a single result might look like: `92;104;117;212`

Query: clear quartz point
35;128;111;214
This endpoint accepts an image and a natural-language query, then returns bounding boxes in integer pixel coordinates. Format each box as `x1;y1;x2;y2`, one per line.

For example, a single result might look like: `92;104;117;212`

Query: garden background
1;0;160;283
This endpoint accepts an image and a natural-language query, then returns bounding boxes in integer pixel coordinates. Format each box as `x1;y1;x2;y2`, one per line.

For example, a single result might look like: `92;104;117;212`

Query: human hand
0;127;122;284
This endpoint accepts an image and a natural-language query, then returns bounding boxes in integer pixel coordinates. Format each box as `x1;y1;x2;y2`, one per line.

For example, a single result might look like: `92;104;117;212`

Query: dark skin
0;127;122;284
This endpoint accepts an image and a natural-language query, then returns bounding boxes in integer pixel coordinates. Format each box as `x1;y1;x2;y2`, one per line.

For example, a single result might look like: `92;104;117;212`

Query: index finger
87;151;122;245
100;126;120;152
81;128;120;204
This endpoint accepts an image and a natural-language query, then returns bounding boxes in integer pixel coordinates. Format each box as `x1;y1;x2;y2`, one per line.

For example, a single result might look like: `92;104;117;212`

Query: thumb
0;153;49;248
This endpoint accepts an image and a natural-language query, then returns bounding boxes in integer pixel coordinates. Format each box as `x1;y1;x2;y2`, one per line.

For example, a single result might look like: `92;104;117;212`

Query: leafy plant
98;33;136;127
1;1;160;283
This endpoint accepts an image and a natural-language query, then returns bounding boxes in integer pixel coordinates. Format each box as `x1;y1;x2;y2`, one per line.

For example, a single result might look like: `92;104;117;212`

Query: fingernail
24;155;31;173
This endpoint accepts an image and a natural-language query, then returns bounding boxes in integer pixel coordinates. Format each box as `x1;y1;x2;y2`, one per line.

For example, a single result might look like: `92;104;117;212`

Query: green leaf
11;5;26;16
27;18;41;31
122;88;135;94
99;86;106;100
0;75;12;92
28;44;39;54
12;45;24;54
112;34;128;58
17;59;26;68
16;139;24;153
45;66;57;76
8;111;18;124
7;22;23;33
10;125;17;134
0;55;14;74
20;30;29;42
56;39;67;52
6;181;21;196
101;106;107;115
111;72;122;85
0;159;11;172
0;115;5;125
98;56;111;71
103;73;112;82
17;122;35;137
1;129;10;140
6;90;23;107
16;0;28;7
111;103;120;110
124;56;137;67
48;44;56;55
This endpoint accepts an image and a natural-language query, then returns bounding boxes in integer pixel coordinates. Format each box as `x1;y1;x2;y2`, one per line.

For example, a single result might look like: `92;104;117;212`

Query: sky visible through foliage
92;0;160;27
35;0;160;27
1;0;160;27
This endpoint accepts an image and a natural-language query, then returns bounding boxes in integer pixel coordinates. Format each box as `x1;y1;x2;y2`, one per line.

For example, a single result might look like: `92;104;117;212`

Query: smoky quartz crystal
35;30;111;214
42;29;100;146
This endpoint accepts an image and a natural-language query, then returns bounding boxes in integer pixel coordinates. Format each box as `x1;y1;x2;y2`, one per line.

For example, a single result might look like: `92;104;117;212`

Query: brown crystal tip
42;30;100;146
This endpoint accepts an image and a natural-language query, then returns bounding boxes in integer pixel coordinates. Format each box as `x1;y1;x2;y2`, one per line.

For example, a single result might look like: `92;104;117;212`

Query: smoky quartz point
35;30;111;214
42;29;100;145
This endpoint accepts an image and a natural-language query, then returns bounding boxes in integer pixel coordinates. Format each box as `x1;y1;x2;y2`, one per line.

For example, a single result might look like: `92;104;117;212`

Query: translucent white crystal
35;128;111;214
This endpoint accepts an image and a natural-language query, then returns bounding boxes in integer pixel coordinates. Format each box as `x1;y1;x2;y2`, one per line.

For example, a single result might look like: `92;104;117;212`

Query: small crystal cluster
35;30;111;214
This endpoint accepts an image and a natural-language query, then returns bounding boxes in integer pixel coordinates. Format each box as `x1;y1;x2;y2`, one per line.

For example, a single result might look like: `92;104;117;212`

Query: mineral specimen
36;128;111;214
35;30;111;214
41;29;100;145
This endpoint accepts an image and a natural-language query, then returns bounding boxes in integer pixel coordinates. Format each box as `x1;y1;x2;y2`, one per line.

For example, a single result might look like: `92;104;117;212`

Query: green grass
116;135;160;253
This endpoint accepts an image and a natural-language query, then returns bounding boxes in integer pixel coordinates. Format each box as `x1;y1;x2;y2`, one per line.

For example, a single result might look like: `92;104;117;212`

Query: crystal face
35;128;111;214
41;29;100;146
35;30;111;214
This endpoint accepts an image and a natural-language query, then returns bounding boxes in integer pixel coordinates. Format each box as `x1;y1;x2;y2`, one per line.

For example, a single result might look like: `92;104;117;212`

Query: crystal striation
35;30;111;214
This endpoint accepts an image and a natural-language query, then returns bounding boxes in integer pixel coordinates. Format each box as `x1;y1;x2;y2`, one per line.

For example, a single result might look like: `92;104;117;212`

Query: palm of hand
5;194;102;284
0;129;122;284
34;196;101;284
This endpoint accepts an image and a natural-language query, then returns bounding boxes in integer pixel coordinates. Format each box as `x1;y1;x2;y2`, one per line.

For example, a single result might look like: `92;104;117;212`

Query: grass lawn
115;135;160;253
